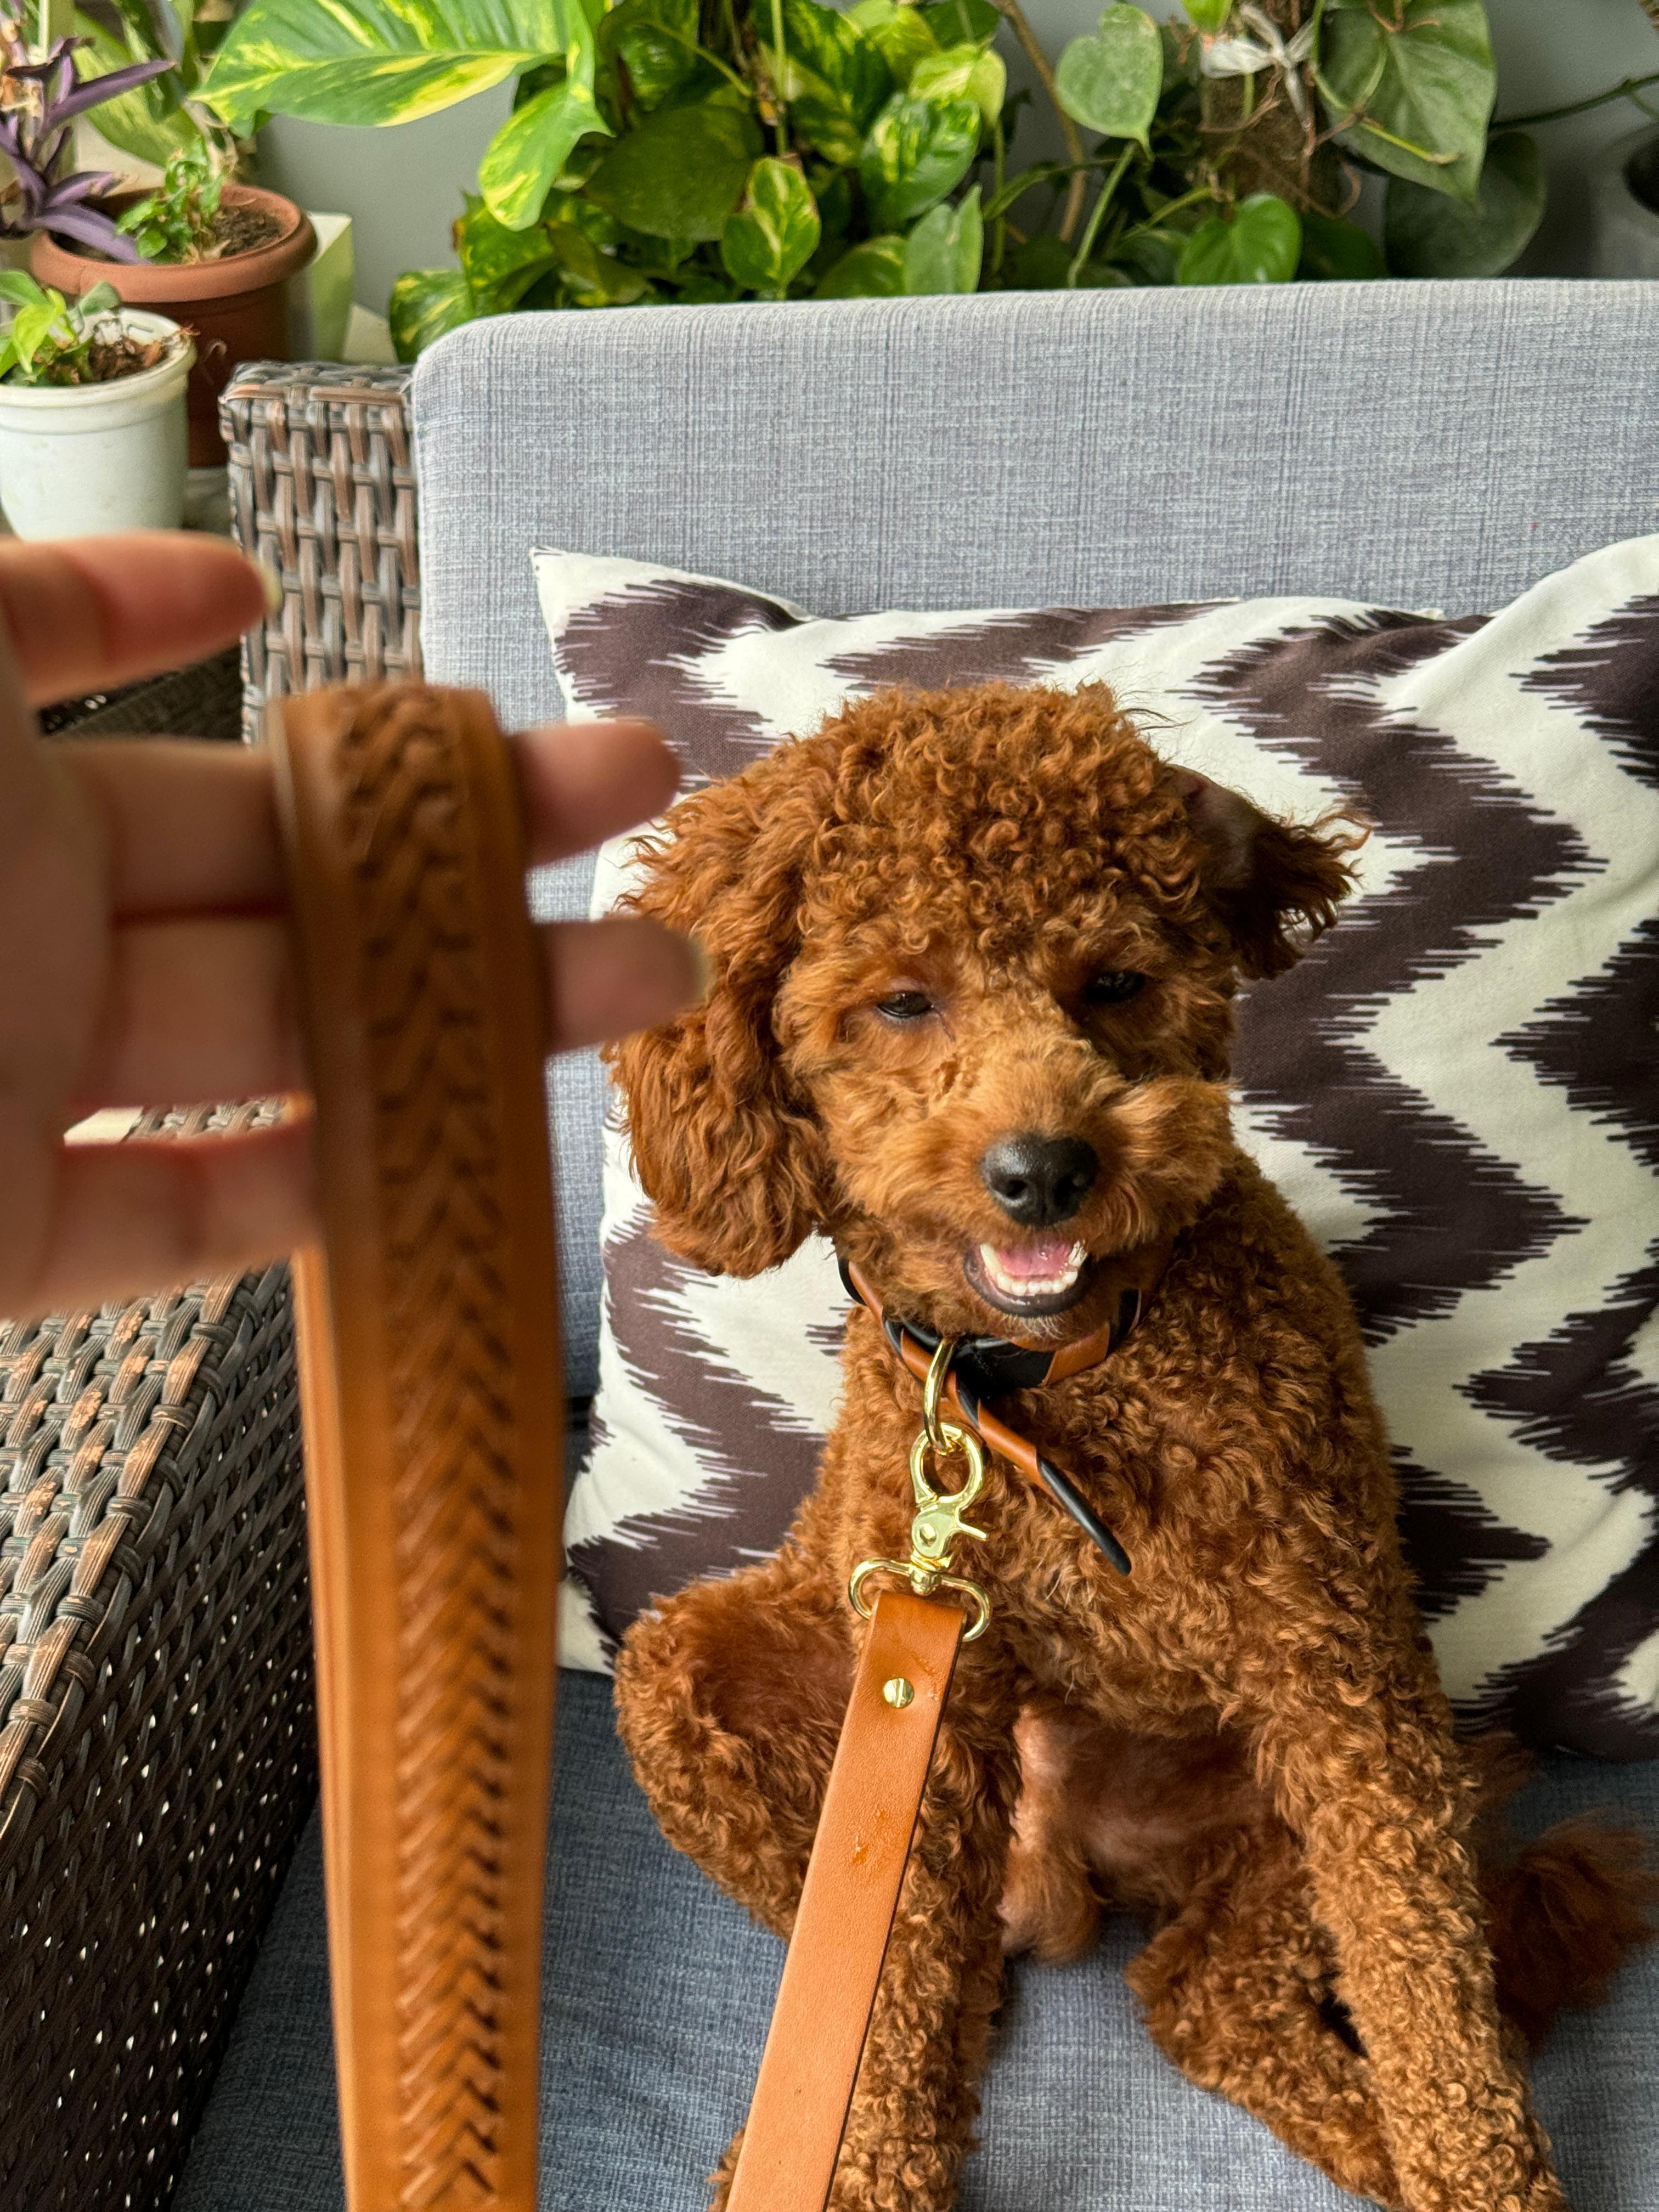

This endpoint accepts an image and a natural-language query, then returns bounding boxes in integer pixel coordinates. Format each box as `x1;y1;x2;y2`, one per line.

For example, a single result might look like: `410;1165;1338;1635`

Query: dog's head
606;684;1361;1344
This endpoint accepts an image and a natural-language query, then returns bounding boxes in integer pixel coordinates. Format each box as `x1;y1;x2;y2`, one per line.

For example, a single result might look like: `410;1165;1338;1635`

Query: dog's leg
1237;1624;1567;2212
1126;1825;1401;2209
614;1545;855;1936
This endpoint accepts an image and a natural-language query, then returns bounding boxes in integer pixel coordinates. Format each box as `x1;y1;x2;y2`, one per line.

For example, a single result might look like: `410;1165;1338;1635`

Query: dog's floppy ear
1173;769;1366;979
603;743;832;1277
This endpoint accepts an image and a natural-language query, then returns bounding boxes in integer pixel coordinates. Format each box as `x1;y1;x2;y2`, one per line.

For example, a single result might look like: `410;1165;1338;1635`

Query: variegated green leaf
71;13;200;166
859;92;979;230
479;75;608;227
901;183;981;292
909;43;1003;128
721;156;821;293
200;0;597;134
847;0;939;88
814;233;906;296
388;266;478;362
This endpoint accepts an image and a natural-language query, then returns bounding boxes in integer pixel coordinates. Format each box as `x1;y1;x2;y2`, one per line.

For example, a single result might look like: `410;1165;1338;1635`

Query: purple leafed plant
0;36;174;260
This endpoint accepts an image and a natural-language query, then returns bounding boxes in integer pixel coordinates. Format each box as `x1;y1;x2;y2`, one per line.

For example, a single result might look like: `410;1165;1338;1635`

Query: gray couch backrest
411;283;1659;1393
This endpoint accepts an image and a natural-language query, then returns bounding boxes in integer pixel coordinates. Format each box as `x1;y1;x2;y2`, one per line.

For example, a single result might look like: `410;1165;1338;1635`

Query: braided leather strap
270;684;562;2212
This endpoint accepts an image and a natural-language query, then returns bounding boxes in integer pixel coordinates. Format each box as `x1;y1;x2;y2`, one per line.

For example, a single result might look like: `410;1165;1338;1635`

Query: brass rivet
882;1677;915;1708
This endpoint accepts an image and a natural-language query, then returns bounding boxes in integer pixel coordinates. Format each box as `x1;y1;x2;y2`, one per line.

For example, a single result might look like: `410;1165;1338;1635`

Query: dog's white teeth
978;1243;1087;1301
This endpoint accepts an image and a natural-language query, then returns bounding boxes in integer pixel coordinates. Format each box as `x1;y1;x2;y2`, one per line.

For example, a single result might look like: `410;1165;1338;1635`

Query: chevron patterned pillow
535;538;1659;1759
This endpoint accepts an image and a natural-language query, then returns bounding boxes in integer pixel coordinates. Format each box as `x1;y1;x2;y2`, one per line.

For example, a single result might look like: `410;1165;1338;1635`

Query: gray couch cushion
410;285;1659;1395
175;1669;1658;2212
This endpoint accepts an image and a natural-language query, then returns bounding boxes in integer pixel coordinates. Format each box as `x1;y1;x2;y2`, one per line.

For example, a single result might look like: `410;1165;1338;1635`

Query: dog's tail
1481;1813;1659;2050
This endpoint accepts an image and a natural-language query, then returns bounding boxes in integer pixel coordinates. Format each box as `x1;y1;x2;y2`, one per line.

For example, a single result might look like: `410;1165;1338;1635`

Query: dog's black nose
979;1135;1098;1228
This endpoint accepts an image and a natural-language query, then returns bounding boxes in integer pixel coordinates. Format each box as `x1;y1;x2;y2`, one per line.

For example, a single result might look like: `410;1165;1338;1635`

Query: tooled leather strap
727;1589;967;2212
271;684;562;2212
839;1248;1171;1576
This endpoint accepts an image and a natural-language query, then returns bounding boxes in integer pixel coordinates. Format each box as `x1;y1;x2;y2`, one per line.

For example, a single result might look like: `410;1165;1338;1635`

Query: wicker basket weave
224;362;421;742
0;1114;314;2210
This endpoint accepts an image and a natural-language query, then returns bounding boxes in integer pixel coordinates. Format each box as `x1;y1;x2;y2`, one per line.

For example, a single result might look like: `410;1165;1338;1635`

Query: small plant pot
1588;123;1659;280
0;311;194;539
32;185;317;467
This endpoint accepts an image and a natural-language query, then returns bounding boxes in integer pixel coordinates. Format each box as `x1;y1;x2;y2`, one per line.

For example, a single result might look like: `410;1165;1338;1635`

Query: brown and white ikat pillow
536;539;1659;1760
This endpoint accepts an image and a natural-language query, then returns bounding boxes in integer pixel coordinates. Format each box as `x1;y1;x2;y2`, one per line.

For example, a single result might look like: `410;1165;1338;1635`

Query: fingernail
257;558;284;619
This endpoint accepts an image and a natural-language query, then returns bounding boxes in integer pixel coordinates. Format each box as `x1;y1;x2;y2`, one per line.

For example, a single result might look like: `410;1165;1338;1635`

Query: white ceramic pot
1588;124;1659;279
0;310;195;539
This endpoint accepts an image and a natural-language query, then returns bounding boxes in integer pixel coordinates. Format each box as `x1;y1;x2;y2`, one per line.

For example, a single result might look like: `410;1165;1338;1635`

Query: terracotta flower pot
32;185;316;467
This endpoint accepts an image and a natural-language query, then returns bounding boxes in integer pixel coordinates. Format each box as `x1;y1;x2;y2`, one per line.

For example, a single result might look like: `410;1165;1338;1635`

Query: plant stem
769;0;788;156
1066;140;1132;286
1114;183;1209;242
1497;69;1659;132
992;0;1087;242
657;25;748;93
990;112;1007;275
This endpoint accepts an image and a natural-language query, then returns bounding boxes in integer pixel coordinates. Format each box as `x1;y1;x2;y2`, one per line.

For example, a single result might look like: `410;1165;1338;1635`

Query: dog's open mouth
964;1237;1093;1318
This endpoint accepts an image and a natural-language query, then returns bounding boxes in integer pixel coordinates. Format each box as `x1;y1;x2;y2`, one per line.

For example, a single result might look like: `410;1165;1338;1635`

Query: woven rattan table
224;363;422;740
0;364;425;2212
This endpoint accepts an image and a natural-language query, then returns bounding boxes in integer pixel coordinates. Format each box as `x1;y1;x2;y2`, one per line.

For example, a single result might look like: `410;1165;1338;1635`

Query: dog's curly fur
607;684;1656;2212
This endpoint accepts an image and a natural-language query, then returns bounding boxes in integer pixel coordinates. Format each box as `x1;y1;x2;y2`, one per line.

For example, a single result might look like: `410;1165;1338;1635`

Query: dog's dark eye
1084;970;1146;1007
874;990;935;1023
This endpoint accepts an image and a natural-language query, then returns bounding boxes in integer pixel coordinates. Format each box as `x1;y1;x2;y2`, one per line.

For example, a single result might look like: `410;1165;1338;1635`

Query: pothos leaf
388;267;478;363
479;76;610;228
584;92;763;239
859;92;980;231
780;0;893;131
455;196;560;308
602;0;702;108
909;43;1005;129
920;0;1000;49
721;156;822;292
814;233;907;296
847;0;939;89
902;183;982;293
545;221;651;301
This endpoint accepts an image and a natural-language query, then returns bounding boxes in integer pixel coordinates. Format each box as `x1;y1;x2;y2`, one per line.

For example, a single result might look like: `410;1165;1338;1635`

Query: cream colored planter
0;311;194;539
1588;124;1659;279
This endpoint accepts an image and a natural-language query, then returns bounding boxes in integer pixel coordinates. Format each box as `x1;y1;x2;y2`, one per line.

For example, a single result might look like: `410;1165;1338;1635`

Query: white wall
256;0;1659;314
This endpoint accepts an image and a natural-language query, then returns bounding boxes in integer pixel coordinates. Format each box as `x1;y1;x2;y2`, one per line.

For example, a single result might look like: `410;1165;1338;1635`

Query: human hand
0;532;697;1319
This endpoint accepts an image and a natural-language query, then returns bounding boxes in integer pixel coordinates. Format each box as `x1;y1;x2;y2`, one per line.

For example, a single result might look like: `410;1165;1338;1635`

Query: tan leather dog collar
838;1241;1171;1577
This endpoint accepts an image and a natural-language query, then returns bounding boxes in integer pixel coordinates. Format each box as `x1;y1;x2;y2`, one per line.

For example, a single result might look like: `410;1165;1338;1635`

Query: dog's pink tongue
992;1237;1075;1279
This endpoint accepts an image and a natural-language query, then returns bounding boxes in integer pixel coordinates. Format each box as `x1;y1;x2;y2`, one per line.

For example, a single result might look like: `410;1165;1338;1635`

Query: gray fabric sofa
178;284;1659;2210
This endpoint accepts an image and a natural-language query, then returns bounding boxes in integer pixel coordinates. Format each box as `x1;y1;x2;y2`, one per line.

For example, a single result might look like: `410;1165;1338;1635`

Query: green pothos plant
194;0;1611;357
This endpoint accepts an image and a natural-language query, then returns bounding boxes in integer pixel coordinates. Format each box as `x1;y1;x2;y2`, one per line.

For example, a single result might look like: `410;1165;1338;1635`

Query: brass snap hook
921;1333;956;1455
848;1334;994;1640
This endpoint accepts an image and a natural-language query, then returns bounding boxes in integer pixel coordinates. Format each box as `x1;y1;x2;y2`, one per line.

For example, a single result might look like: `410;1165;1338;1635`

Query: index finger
0;533;269;709
66;715;681;917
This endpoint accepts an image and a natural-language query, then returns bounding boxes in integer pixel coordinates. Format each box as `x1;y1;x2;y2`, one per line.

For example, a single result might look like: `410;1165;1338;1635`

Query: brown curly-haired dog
606;684;1655;2212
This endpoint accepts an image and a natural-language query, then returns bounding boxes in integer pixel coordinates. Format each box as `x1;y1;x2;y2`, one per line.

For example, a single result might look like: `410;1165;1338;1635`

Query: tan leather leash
725;1585;967;2212
271;684;562;2212
729;1246;1169;2211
